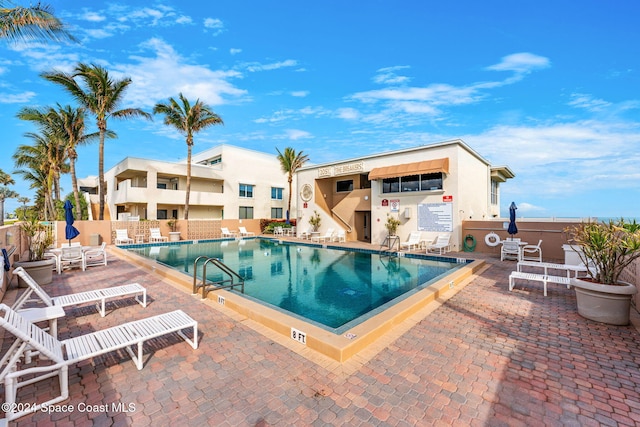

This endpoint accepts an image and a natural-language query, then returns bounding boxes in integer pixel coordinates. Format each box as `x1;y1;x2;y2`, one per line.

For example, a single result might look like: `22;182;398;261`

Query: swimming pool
125;238;467;333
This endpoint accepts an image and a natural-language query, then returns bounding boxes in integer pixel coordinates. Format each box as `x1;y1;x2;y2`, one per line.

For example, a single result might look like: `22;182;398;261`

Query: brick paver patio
2;247;640;426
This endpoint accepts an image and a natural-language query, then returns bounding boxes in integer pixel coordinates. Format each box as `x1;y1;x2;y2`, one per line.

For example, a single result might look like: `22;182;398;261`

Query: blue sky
1;1;639;219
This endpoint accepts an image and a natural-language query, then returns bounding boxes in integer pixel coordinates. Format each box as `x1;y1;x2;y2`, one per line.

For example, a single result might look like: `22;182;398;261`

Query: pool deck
2;241;640;426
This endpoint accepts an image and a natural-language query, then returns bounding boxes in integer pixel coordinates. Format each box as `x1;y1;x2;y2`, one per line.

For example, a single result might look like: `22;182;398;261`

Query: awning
368;158;449;180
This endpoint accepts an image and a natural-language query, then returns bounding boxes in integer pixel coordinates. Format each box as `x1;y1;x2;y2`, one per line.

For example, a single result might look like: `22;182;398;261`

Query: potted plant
385;215;401;237
309;211;322;232
167;218;181;242
14;215;56;286
566;219;640;325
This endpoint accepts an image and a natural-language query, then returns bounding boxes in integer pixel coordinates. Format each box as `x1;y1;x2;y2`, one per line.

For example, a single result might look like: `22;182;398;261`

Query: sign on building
418;203;453;232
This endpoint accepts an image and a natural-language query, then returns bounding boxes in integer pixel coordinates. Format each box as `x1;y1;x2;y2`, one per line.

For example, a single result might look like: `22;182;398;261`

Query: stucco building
295;139;514;251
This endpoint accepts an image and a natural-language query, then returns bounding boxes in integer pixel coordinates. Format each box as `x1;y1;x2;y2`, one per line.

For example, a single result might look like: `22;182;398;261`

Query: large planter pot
570;278;638;326
168;231;181;242
14;258;56;287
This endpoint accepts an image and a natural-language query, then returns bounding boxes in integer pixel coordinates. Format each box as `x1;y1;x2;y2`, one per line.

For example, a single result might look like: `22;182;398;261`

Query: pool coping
111;240;486;363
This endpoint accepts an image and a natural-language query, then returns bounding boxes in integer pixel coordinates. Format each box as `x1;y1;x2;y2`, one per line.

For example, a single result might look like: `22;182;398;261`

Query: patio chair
521;239;543;262
12;267;147;317
400;231;422;251
274;226;284;236
221;227;238;237
426;234;451;255
58;246;85;274
501;240;521;261
84;242;107;269
299;227;312;240
149;228;168;243
311;228;334;243
115;229;134;245
0;304;198;422
332;230;346;243
238;226;255;237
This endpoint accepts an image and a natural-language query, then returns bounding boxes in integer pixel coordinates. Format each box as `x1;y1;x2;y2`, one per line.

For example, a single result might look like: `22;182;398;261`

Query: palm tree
42;63;151;220
18;104;101;219
276;147;309;223
0;168;15;226
17;195;29;219
0;1;75;43
153;93;223;220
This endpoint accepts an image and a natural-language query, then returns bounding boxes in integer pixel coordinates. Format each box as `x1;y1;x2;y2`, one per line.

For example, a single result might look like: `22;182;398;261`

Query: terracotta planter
14;258;56;287
570;278;638;326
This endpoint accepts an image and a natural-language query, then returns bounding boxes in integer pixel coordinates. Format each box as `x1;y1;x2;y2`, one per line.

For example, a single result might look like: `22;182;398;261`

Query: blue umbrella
64;200;80;245
507;202;518;237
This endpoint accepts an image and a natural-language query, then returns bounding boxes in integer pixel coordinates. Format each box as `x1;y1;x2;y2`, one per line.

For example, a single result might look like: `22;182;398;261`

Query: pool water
127;239;463;333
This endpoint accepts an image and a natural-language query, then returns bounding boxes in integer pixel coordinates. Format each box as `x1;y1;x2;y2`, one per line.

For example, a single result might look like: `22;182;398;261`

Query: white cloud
116;38;248;108
373;65;412;85
80;11;106;22
336;108;360;120
242;59;298;72
290;91;308;97
568;93;613;112
204;18;223;29
230;48;242;55
0;91;36;103
486;52;550;74
285;129;311;140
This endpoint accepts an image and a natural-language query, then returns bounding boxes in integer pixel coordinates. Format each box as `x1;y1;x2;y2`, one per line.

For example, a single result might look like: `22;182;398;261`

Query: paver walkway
2;249;640;426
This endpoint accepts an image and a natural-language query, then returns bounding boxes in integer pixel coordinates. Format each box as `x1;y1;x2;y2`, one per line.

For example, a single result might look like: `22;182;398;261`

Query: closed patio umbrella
507;202;518;238
64;200;80;245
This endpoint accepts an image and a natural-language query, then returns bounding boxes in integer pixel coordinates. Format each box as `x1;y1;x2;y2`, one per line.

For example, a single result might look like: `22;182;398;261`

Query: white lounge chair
58;246;85;274
509;271;571;297
311;228;334;243
238;226;255;237
221;227;237;238
0;304;198;421
299;228;312;240
12;267;147;317
274;226;284;236
149;228;168;243
115;229;134;245
84;242;107;269
521;239;543;262
400;231;422;251
426;234;451;255
332;230;346;243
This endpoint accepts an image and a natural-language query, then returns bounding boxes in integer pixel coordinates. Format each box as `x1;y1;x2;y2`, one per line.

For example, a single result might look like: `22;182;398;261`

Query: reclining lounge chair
0;304;198;421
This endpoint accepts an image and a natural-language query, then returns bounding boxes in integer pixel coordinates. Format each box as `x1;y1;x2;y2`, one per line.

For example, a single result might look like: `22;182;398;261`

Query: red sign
303;202;308;208
443;195;453;202
381;199;389;206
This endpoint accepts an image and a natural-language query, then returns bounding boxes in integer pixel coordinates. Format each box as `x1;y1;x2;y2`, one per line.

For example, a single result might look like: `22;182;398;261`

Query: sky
1;0;639;219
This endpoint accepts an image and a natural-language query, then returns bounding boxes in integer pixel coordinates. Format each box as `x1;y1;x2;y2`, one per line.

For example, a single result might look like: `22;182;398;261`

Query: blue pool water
126;239;465;333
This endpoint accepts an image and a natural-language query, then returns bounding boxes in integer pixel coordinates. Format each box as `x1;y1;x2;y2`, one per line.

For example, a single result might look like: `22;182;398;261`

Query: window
239;184;254;198
336;180;353;192
157;209;167;219
271;208;283;219
382;173;444;193
239;206;254;219
271;187;283;200
491;181;498;205
156;183;167;189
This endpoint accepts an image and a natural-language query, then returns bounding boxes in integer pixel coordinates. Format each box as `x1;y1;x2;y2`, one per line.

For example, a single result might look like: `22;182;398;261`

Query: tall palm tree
18;104;101;219
0;1;75;43
153;93;223;220
42;63;151;219
276;147;309;223
17;195;29;219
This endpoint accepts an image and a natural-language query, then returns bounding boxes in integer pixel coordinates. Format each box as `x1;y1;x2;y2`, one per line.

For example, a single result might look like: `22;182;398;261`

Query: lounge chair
221;227;237;237
311;228;334;243
508;271;571;297
84;242;108;269
115;229;134;245
12;267;147;317
149;228;168;243
299;228;312;240
426;234;451;255
0;304;198;421
521;239;543;262
400;231;422;251
332;230;346;243
274;226;284;236
238;226;255;237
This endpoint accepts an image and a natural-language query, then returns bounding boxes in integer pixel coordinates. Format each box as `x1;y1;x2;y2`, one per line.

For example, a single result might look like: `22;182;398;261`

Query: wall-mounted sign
382;199;389;207
443;195;453;202
334;161;364;175
390;199;400;212
418;203;453;232
300;184;313;201
318;167;331;178
303;202;308;208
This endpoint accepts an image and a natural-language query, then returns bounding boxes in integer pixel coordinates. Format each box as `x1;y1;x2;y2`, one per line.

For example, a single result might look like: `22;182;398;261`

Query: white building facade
103;144;293;221
295;139;514;251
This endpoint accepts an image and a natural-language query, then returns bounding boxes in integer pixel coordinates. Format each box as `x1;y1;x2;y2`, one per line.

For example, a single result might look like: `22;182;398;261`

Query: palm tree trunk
0;198;5;226
185;144;191;220
70;157;82;219
98;126;105;220
287;174;293;223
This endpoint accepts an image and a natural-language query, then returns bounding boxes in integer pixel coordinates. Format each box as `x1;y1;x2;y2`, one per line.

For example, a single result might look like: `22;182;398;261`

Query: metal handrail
192;256;245;299
331;208;353;233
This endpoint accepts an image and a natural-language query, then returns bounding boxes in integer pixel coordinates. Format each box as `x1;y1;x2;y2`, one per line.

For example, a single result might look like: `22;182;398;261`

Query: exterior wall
296;139;505;250
104;144;293;221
